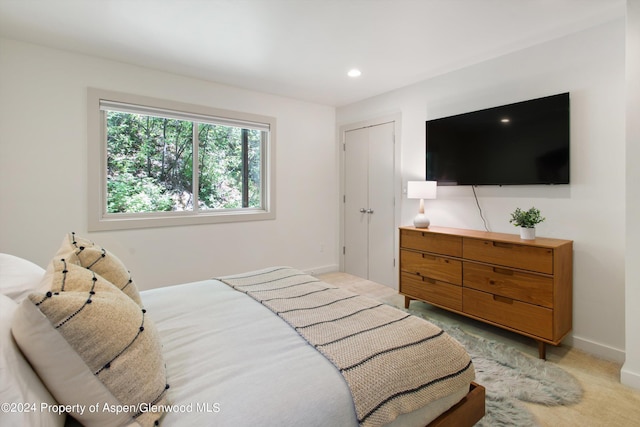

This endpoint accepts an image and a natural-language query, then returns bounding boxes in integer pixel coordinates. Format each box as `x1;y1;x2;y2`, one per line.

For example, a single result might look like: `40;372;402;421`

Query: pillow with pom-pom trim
49;232;142;305
11;260;169;427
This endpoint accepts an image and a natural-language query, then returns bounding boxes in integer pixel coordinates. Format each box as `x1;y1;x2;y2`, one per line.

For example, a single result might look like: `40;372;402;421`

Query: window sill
88;209;275;231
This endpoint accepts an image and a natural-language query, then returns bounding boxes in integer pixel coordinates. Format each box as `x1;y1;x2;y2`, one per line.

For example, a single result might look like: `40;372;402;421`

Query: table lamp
407;181;437;228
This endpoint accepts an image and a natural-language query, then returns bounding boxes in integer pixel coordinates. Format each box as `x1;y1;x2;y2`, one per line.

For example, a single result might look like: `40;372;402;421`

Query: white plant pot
520;227;536;240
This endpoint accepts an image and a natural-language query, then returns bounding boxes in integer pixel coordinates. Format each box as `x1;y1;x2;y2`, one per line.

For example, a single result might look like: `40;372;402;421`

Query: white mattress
141;279;468;427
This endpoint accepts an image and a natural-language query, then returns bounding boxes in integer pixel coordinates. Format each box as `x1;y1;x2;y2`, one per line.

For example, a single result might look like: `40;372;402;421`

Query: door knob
366;209;374;214
360;208;366;213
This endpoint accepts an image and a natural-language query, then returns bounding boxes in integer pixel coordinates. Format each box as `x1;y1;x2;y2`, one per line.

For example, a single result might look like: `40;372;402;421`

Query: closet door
367;122;395;286
343;122;395;287
344;127;370;280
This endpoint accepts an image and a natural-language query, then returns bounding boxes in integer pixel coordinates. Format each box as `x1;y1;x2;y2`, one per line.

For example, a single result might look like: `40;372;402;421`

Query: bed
1;233;484;427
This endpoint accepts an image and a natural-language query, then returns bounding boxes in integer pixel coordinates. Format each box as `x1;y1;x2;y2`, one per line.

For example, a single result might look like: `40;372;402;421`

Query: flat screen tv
426;92;570;185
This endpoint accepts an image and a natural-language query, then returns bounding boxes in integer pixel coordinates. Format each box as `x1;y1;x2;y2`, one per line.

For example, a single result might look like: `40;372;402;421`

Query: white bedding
143;279;357;426
142;279;469;427
1;248;470;427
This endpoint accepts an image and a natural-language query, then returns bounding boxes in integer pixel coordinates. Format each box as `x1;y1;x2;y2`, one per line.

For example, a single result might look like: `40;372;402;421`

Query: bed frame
428;382;485;427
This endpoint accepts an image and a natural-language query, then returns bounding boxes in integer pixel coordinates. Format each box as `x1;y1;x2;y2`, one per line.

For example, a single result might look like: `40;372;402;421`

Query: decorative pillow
51;232;142;305
0;253;45;302
11;261;169;427
0;294;65;427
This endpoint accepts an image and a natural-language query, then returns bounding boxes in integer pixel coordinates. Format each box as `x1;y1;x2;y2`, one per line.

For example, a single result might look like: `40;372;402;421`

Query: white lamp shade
407;181;437;200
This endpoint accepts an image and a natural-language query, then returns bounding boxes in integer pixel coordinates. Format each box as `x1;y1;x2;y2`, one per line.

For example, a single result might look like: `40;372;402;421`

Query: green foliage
107;173;173;213
105;111;261;214
509;207;545;228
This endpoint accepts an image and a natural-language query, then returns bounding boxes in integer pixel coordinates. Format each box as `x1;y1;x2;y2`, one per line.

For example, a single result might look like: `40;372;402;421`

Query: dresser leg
404;296;412;309
538;341;546;359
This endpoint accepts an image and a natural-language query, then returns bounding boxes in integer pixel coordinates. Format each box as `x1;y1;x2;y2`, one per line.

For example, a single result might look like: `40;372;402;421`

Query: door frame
338;113;402;289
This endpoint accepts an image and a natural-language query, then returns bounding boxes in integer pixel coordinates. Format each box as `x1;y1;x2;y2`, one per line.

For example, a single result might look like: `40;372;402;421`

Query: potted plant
509;207;545;240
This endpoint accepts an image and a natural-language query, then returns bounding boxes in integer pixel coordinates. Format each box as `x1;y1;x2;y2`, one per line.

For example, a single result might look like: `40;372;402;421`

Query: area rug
400;307;583;426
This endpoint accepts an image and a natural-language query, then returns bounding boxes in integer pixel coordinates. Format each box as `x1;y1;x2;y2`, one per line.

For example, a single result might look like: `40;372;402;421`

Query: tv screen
426;92;570;185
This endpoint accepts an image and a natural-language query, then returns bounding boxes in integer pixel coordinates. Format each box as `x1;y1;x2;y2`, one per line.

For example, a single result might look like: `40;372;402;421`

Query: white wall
622;0;640;389
337;20;627;362
0;38;339;289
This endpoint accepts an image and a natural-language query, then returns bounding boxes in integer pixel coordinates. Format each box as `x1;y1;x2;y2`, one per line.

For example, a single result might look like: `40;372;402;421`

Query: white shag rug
402;307;583;426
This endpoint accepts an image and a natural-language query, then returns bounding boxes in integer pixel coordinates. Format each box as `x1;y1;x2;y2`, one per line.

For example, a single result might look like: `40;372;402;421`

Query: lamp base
413;214;430;228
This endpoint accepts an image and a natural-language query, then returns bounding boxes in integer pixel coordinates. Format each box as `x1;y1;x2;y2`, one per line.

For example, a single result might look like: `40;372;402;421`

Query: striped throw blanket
218;267;475;427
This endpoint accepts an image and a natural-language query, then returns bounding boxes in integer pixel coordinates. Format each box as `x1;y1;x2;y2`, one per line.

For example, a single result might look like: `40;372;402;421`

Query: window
88;89;275;230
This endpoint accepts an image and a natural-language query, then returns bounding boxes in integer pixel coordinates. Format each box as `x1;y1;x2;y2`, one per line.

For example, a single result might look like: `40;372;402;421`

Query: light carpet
400;307;583;426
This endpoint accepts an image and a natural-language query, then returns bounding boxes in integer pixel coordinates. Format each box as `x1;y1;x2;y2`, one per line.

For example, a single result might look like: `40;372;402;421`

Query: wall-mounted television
426;92;570;185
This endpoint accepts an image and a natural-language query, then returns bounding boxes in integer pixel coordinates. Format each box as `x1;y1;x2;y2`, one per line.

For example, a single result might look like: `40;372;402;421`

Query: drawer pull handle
493;295;514;304
493;242;513;249
493;267;513;275
422;254;436;260
423;277;436;284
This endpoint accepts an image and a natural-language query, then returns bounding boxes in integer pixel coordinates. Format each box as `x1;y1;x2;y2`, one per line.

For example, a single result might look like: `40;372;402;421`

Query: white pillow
0;293;65;427
0;253;45;302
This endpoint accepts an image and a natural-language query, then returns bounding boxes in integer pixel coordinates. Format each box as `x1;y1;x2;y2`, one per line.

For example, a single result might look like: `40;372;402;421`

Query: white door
343;121;395;287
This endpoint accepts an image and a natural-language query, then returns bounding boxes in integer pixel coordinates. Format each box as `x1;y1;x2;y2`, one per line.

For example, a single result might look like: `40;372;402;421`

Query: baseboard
570;335;626;363
621;366;640;390
303;264;339;276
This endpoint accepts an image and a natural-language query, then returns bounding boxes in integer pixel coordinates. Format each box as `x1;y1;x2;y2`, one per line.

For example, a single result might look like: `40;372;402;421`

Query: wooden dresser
399;226;573;358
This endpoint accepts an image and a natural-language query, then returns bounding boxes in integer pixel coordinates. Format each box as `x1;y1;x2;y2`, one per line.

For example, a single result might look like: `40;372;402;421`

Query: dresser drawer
463;238;553;274
400;272;462;311
463;288;553;339
400;250;462;285
400;229;462;257
463;262;553;308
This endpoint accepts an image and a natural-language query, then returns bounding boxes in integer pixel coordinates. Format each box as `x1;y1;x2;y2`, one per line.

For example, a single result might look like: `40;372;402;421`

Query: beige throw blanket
218;267;475;427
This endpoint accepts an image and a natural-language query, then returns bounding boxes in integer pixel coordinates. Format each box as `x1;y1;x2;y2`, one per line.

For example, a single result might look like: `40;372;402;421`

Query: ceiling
0;0;626;106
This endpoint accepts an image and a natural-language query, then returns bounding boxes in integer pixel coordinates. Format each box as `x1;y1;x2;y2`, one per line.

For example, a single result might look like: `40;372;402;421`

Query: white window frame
87;88;276;231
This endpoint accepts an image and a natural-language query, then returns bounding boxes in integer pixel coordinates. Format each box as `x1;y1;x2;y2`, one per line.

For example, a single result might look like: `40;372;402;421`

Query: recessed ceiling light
347;69;362;78
501;118;510;123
